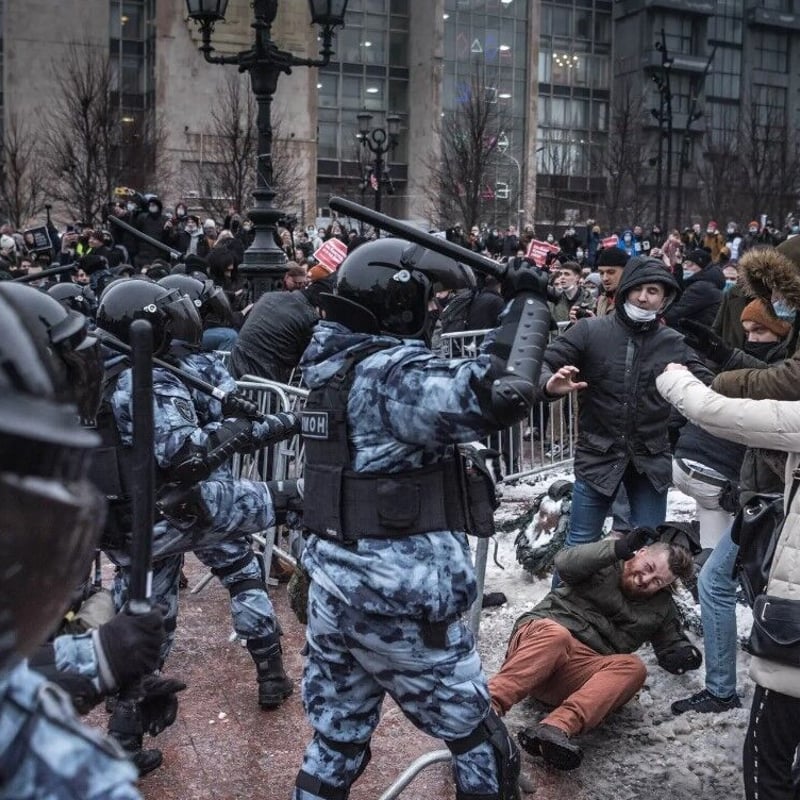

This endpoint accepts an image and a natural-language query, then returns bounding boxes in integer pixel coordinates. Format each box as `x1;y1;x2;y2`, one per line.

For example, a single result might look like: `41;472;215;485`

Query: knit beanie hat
685;248;711;269
308;263;335;282
597;247;627;268
741;298;791;339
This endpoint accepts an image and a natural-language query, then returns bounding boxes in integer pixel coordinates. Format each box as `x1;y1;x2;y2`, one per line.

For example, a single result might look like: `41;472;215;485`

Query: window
706;46;740;100
753;31;788;73
651;13;693;56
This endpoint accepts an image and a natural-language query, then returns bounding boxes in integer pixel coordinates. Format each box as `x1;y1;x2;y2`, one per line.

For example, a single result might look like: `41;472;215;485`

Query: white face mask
623;301;657;322
148;204;159;214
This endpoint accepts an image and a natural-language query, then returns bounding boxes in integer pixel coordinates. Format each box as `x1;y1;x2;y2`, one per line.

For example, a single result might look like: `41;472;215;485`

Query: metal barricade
439;329;577;481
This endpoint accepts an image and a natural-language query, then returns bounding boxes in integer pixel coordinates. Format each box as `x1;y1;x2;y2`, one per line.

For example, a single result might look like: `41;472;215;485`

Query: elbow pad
478;295;551;427
168;418;253;483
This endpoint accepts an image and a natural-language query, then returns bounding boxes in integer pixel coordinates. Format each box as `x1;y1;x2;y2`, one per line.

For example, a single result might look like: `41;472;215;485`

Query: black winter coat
663;265;724;329
539;257;712;496
229;290;318;382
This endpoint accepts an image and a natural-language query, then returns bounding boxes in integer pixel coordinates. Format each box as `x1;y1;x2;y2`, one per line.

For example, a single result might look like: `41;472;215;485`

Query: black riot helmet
48;281;98;319
157;273;233;327
322;238;475;339
0;282;103;426
0;290;106;675
96;279;202;354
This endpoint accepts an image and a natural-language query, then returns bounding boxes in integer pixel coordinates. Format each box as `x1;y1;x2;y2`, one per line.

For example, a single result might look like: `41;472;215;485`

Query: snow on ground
474;468;753;799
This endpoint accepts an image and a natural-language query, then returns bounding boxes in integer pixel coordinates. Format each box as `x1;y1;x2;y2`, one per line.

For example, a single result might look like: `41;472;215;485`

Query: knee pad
212;551;266;598
447;709;520;800
294;736;371;800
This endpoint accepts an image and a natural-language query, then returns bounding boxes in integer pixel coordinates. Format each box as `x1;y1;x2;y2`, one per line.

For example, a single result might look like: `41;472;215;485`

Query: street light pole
185;0;348;300
356;111;400;215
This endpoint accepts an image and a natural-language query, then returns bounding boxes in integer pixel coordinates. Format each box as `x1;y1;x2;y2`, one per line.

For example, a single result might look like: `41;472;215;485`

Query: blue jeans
697;524;739;698
567;465;668;548
202;326;238;352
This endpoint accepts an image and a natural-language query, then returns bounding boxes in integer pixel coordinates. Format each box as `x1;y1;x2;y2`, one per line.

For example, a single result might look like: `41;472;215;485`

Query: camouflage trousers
113;538;278;664
293;582;499;798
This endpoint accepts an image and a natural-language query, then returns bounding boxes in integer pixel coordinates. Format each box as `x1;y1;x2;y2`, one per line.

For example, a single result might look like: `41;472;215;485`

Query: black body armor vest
301;348;497;543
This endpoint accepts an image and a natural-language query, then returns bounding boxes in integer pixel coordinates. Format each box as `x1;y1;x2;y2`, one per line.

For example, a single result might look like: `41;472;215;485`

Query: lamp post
185;0;348;299
356;111;400;214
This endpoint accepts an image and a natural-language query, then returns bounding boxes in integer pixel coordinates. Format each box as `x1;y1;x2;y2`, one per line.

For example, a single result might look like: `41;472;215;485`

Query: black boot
247;634;293;710
108;695;163;776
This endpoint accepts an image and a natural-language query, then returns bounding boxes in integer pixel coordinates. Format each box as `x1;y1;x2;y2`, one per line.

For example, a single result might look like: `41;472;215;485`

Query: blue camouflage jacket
299;321;502;622
0;662;139;799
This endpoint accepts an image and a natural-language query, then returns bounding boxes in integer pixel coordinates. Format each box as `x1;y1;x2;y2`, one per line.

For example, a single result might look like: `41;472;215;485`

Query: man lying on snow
489;529;700;770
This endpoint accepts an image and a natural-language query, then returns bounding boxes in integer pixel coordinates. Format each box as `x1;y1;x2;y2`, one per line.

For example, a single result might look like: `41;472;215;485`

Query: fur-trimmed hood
738;245;800;309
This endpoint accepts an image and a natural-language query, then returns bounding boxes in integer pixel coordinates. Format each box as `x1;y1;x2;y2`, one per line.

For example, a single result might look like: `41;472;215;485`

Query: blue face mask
723;279;736;294
772;298;796;321
682;268;695;281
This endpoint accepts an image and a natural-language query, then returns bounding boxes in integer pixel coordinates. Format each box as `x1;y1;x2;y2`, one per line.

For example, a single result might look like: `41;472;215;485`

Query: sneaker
518;723;583;770
671;688;741;715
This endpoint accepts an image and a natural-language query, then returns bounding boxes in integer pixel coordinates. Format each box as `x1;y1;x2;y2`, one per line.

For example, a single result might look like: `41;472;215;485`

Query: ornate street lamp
356;111;400;214
185;0;348;298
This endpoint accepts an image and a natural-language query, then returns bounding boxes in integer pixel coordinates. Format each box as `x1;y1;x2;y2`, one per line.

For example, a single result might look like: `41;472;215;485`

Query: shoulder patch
172;397;197;424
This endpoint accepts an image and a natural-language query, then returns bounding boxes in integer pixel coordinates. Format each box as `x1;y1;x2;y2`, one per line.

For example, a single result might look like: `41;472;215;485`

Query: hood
616;255;680;311
620;228;634;241
738;245;800;310
299;320;413;389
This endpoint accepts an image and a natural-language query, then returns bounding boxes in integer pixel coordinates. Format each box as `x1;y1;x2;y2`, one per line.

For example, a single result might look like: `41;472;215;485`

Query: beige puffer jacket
657;369;800;698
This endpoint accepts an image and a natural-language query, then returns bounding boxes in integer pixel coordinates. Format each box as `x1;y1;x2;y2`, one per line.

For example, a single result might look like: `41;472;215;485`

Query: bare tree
694;105;741;224
193;74;304;220
41;42;167;224
423;66;512;230
0;115;48;228
591;80;652;229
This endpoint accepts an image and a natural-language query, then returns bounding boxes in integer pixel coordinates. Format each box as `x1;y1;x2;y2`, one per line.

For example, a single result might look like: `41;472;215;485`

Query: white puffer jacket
657;368;800;698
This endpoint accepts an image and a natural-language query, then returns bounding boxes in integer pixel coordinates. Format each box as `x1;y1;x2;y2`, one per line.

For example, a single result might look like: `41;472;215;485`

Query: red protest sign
601;234;619;249
525;239;560;267
313;237;349;271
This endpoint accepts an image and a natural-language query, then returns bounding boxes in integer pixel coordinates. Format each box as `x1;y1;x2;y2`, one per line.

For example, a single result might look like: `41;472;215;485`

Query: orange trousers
488;618;647;736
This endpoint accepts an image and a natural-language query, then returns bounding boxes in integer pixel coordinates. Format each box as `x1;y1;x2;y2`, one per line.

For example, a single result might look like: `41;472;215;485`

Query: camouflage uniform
107;350;279;661
294;321;506;799
0;662;140;799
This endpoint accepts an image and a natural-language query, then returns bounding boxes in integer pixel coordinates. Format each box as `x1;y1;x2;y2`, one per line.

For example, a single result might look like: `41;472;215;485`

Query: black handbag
747;594;800;667
731;492;785;607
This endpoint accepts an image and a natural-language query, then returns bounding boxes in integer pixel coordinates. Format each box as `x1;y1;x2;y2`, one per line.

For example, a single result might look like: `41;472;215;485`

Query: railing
439;328;577;481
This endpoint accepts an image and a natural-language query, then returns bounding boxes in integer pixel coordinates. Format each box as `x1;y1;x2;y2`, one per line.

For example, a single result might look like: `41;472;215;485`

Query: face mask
126;202;136;212
772;298;796;321
723;279;737;294
727;227;736;235
148;204;159;214
185;224;197;234
682;268;695;281
546;234;554;243
749;228;758;235
744;340;778;360
576;248;584;260
623;235;631;243
623;301;657;322
176;208;186;218
706;228;715;235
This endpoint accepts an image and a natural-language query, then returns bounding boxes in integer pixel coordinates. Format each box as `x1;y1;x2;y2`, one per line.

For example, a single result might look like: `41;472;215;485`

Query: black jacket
230;289;318;382
539;257;712;496
663;265;724;329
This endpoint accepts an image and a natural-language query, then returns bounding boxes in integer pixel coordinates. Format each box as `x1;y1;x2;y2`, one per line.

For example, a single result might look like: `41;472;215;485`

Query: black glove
157;482;212;530
681;319;733;365
657;643;703;675
502;257;550;301
96;607;165;690
613;527;657;561
252;412;300;448
139;675;187;736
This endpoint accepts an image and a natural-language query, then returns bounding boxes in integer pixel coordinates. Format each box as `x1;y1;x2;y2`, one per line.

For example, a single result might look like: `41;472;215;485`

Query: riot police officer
0;282;142;798
293;239;550;800
93;280;299;734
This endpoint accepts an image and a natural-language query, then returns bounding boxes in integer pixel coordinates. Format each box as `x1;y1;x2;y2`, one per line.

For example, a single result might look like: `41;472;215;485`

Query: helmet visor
161;291;202;346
